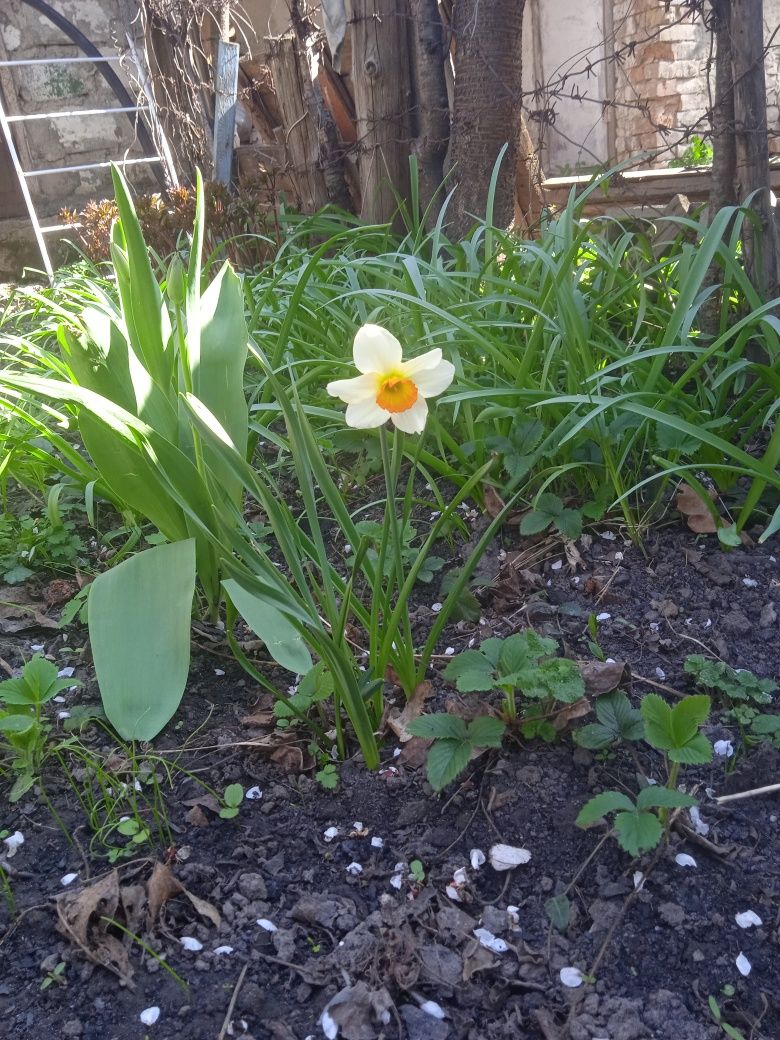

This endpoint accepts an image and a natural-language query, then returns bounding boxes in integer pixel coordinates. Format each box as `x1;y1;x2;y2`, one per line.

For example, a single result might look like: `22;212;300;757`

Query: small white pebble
431;602;443;613
180;936;203;952
736;952;752;976
714;739;735;758
468;638;476;648
735;910;762;929
655;667;666;681
214;945;234;955
343;544;351;554
605;657;617;664
444;647;455;656
742;577;758;588
419;1000;446;1020
390;873;404;890
596;612;611;622
57;666;75;678
30;643;44;651
53;696;66;703
445;884;462;902
323;826;339;842
392;747;401;758
560;966;585;988
506;905;520;928
352;821;364;832
346;862;363;876
60;872;78;886
371;836;384;849
614;551;624;562
140;1007;160;1026
675;853;697;868
599;530;616;541
57;710;71;720
214;668;225;676
256;919;278;932
245;786;262;800
633;871;645;891
551;560;563;571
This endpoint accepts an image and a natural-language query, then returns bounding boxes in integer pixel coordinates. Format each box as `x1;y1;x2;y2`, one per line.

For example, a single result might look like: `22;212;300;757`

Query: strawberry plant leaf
576;790;635;827
466;716;506;747
443;650;496;692
613;810;662;856
426;738;472;791
636;787;697;811
408;714;469;741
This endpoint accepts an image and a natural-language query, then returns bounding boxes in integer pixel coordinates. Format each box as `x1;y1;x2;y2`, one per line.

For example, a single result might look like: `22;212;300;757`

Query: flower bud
166;254;186;307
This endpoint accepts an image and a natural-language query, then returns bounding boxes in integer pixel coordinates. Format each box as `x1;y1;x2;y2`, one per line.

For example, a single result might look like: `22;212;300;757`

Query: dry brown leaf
552;697;592;731
387;681;433;742
564;539;585;571
396;737;430;769
579;659;631;697
56;870;134;986
676;483;718;533
184;805;210;828
241;709;276;728
0;584;59;633
483;485;506;518
146;862;221;928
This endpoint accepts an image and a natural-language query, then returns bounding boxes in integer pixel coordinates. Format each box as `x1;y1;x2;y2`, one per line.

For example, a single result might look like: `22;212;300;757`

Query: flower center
376;374;418;413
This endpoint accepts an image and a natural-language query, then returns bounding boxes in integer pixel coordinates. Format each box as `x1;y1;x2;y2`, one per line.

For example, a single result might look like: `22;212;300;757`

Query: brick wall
0;0;158;220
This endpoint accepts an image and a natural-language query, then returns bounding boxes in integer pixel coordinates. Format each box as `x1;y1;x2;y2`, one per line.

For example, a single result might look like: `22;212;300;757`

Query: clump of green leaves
576;693;711;857
684;655;776;706
574;690;644;750
316;762;339;790
442;631;585;739
0;506;85;584
348;520;445;585
407;714;506;791
519;493;586;541
274;663;334;729
0;654;80;800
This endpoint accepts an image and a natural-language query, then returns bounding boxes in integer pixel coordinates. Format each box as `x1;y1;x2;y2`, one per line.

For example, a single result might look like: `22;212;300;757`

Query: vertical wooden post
213;40;240;185
349;0;412;224
730;0;778;299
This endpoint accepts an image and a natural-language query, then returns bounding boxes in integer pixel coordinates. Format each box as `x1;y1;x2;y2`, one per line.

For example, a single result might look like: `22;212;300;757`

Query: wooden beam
213;39;240;186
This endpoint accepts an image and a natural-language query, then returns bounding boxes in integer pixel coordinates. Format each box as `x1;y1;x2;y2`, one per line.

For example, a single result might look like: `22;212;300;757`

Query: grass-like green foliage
240;180;780;540
0;654;80;801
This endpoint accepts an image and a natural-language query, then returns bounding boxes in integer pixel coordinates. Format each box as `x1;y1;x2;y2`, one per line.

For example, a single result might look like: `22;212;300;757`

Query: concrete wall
0;0;157;221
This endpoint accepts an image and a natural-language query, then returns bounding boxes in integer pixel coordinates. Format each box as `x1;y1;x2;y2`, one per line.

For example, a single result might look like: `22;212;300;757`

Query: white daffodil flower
326;324;455;434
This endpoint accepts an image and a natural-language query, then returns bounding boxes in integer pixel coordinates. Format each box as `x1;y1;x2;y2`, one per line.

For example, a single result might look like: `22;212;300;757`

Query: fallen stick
716;782;780;804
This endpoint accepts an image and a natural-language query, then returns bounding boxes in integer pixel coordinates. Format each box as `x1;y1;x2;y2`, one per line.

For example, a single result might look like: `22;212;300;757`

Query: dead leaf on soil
43;578;78;606
676;483;718;533
564;539;585;571
320;981;393;1040
0;584;59;633
56;870;134;986
552;697;593;731
579;659;631;696
396;737;430;769
462;940;497;981
387;681;433;742
184;805;210;828
146;861;220;928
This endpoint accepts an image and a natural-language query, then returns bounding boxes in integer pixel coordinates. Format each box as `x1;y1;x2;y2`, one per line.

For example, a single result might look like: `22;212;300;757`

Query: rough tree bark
709;0;736;213
409;0;450;224
349;0;413;223
447;0;525;238
730;0;778;300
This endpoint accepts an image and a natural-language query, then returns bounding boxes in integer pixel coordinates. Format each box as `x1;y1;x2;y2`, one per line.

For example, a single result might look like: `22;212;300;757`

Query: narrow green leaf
544;894;571;931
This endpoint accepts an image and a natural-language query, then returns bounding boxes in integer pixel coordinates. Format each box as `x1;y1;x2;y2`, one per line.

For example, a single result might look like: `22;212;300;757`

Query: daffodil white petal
391;396;428;434
345;398;389;428
353;324;402;374
326;373;379;403
402;348;444;375
411;359;456;398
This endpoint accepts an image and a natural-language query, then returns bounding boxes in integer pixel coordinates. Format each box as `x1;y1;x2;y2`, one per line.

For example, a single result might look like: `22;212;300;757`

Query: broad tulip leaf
89;539;196;741
223;578;312;675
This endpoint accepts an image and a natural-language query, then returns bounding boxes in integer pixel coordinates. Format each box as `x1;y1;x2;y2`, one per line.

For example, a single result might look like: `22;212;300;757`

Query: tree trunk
349;0;413;224
447;0;525;238
730;0;778;300
709;0;736;213
409;0;450;224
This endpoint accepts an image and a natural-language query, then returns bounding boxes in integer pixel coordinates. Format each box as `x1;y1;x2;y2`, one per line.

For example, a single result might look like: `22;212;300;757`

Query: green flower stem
378;425;415;692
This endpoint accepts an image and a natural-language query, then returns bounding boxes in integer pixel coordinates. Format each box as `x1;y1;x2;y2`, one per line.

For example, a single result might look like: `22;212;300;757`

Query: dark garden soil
1;522;779;1040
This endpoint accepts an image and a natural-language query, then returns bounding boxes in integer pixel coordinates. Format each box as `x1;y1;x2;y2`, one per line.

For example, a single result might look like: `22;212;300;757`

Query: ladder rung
24;156;163;177
39;222;82;234
0;55;121;67
7;105;149;123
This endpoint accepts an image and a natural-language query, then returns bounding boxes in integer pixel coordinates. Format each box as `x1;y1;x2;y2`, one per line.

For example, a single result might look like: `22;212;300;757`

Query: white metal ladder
0;51;174;279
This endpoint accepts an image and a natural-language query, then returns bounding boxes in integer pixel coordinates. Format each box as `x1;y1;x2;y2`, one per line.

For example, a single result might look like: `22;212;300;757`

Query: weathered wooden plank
213;40;240;186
